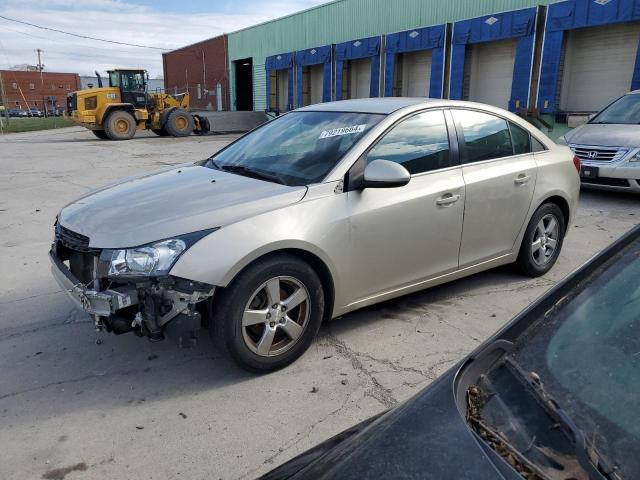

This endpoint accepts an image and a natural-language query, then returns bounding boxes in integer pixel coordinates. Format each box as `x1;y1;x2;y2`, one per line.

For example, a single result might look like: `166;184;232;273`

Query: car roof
627;89;640;95
295;97;442;114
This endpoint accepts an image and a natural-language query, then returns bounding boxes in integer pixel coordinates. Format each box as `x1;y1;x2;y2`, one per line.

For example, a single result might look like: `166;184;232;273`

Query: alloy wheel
241;276;310;357
531;213;560;266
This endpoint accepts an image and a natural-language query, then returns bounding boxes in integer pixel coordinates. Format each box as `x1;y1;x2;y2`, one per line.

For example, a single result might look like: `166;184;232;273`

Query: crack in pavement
320;334;400;409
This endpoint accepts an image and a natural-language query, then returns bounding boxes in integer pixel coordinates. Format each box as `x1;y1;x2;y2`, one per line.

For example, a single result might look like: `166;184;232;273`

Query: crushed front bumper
49;251;137;316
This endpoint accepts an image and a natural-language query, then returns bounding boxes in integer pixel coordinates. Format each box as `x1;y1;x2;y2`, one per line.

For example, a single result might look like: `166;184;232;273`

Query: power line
0;14;172;51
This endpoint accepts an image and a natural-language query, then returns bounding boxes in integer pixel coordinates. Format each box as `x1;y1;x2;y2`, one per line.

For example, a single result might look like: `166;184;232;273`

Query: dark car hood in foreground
564;123;640;147
57;164;307;248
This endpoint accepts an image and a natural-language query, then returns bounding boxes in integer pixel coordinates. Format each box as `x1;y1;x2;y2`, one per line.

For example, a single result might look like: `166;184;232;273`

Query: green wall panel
227;0;556;110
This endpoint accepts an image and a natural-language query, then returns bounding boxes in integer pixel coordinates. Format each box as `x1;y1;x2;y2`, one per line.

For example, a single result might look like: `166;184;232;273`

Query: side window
531;137;547;152
510;122;531;155
452;110;513;163
366;110;451;175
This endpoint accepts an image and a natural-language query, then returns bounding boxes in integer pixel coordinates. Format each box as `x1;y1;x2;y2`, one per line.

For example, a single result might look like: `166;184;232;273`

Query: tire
164;109;194;137
209;254;324;373
516;203;566;277
104;110;136;140
92;130;110;140
152;128;169;137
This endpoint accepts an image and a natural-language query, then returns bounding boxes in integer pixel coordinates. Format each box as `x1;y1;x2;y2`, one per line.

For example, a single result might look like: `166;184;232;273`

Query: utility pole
0;71;8;133
35;49;44;72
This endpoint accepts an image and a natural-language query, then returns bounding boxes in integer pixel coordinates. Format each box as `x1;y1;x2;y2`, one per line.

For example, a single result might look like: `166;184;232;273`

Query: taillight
573;155;581;173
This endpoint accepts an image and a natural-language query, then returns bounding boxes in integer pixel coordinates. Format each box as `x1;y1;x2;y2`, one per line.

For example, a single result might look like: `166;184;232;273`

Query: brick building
162;35;229;110
0;70;80;113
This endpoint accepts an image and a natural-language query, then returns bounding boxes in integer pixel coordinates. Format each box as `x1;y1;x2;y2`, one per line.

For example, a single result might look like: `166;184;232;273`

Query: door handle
514;174;531;185
436;193;460;206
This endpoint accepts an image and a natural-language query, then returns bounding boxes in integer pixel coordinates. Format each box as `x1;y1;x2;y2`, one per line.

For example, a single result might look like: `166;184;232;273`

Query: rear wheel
91;130;109;140
164;109;194;137
517;203;566;277
104;110;136;140
209;255;324;372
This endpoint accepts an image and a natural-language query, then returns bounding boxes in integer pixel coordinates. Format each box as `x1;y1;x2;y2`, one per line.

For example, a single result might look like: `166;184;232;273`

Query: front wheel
104;110;136;140
209;255;324;372
516;203;566;277
164;109;194;137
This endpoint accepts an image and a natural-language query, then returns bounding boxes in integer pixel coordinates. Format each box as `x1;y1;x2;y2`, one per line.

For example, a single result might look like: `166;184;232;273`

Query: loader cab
108;69;147;108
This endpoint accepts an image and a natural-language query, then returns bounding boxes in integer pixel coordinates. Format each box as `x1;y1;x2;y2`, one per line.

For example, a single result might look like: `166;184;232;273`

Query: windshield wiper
503;358;621;480
219;164;283;184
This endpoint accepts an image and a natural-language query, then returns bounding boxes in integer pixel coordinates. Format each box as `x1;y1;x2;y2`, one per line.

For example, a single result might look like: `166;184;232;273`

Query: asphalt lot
1;126;638;480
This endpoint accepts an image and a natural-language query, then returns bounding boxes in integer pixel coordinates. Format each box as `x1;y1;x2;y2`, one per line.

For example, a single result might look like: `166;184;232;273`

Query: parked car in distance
9;108;28;118
558;89;640;193
260;225;640;480
50;98;580;372
29;107;44;118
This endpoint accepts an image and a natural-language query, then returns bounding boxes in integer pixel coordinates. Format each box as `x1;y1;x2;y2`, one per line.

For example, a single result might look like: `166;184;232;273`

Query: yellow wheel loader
67;69;210;140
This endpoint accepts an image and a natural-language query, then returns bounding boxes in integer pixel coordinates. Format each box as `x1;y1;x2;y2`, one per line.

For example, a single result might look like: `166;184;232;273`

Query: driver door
343;110;465;304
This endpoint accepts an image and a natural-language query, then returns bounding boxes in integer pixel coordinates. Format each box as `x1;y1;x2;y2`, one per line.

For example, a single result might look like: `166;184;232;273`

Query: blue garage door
537;0;640;114
335;36;381;100
384;24;447;99
450;7;538;112
295;45;332;107
265;52;294;112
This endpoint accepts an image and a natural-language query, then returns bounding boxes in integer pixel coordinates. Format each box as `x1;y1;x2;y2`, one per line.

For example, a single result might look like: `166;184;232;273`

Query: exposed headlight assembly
102;228;218;278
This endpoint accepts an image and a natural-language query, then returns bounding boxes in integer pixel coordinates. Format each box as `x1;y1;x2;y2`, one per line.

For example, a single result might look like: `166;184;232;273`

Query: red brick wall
163;35;229;110
0;71;80;112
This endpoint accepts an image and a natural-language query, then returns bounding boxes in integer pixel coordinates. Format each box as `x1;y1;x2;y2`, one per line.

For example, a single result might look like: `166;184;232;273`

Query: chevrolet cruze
50;98;580;372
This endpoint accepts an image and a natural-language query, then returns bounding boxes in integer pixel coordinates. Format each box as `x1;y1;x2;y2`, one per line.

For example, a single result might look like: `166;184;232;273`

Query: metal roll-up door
401;50;432;97
560;22;640;113
350;58;371;99
468;38;518;109
277;69;288;111
309;64;324;105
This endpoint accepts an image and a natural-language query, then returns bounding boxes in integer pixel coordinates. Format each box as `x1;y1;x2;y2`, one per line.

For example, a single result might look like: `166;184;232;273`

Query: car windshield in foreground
507;235;640;478
589;94;640;125
205;111;384;186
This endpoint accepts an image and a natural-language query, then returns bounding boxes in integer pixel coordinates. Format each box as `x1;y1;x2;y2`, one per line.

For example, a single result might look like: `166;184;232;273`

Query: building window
29;83;35;90
58;84;63;89
65;85;70;91
12;82;17;89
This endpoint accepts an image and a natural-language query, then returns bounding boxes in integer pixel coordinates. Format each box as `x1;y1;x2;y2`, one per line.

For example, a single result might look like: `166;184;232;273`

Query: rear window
452;110;513;164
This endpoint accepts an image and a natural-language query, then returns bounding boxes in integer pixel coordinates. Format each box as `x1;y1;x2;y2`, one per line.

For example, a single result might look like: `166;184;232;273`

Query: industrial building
162;35;229;111
163;0;640;133
0;70;80;113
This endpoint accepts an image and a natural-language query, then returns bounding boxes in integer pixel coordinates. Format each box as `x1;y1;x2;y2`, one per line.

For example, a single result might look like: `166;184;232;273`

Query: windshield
590;94;640;125
508;235;640;478
204;111;384;186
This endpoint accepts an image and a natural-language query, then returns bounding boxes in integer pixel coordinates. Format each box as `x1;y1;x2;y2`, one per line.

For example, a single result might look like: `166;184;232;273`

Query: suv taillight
573;155;581;173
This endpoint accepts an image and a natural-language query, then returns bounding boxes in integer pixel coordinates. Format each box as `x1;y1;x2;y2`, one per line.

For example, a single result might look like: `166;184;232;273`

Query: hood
564;123;640;148
58;165;307;248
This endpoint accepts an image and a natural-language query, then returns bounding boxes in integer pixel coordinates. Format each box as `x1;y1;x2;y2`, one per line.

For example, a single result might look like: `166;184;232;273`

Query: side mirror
362;160;410;188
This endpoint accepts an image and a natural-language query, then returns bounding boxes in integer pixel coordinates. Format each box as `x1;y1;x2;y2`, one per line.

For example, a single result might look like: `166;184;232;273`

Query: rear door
451;109;537;267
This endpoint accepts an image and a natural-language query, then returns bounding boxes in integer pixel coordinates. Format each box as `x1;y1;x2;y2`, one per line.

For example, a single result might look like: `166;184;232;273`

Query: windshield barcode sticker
319;124;366;139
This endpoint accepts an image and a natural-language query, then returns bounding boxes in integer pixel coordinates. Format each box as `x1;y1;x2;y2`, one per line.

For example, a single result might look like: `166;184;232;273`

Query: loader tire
152;128;169;137
104;110;136;140
92;130;110;140
165;109;194;137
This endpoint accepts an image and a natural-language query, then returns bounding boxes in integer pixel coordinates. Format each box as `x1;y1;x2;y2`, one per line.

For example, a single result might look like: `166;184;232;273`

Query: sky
0;0;325;77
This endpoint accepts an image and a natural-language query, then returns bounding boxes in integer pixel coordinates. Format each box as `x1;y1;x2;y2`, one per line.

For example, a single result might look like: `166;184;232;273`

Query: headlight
556;135;568;146
103;228;219;278
107;239;186;277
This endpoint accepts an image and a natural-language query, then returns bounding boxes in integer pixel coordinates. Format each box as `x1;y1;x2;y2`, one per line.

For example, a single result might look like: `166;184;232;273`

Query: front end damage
50;223;213;347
